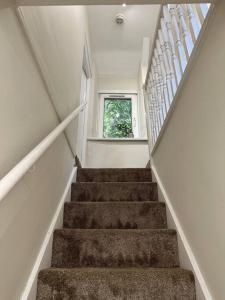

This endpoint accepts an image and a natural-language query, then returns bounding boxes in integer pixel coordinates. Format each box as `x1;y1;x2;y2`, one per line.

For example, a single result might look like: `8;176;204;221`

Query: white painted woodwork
144;3;212;151
177;4;194;57
156;40;171;113
168;4;188;72
163;5;182;84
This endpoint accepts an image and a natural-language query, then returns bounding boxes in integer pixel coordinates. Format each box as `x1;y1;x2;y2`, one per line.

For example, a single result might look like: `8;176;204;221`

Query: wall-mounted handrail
0;103;86;204
144;3;213;152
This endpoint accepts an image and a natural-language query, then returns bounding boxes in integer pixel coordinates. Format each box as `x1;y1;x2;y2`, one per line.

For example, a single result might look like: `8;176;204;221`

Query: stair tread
77;168;152;182
52;229;179;268
37;167;196;298
37;267;195;300
72;182;158;202
64;201;167;229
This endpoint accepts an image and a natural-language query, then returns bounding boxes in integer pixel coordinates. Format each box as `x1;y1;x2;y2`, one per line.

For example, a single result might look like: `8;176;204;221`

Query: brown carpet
37;168;196;299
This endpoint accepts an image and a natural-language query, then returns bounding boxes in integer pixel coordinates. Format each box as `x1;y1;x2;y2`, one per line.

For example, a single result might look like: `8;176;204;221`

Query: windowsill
87;137;148;142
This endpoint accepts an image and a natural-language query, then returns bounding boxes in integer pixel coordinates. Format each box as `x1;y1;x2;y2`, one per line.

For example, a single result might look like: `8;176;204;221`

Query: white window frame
98;91;139;138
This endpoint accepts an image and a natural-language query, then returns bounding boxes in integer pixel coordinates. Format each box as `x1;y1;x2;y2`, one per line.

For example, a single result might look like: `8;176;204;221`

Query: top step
77;168;152;182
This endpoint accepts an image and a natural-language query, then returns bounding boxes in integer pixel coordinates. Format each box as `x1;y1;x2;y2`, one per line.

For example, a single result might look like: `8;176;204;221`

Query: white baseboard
20;167;77;300
151;164;212;300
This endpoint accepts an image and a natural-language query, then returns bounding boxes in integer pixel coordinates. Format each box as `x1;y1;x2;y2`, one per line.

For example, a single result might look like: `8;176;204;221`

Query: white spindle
177;4;194;57
144;3;211;150
151;70;162;135
156;39;171;113
149;73;160;137
161;19;178;96
150;101;157;143
185;4;201;42
163;5;182;84
146;82;156;143
158;29;175;103
168;4;188;72
147;76;157;142
154;50;167;120
200;3;210;18
151;61;164;129
192;3;210;28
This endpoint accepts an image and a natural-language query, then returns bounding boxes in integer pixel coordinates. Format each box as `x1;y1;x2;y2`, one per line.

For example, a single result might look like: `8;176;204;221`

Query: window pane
103;98;132;138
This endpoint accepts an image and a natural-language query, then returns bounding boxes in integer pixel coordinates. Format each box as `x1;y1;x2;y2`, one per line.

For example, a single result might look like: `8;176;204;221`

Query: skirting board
20;167;77;300
151;164;213;300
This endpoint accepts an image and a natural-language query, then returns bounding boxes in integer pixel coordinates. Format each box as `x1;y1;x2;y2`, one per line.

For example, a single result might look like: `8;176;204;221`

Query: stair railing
0;103;86;203
144;3;213;152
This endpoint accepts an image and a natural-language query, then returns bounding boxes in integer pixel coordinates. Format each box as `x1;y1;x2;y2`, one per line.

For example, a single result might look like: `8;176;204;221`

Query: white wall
86;75;149;167
152;170;206;300
0;6;61;178
19;5;94;154
151;2;225;299
0;3;94;299
98;76;138;91
86;140;149;168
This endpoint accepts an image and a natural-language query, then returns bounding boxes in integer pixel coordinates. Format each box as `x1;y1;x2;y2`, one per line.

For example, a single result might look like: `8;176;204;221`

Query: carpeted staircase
37;168;196;299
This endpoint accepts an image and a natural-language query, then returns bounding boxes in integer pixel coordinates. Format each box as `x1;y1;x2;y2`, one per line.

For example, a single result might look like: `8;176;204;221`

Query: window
103;98;132;138
99;93;138;138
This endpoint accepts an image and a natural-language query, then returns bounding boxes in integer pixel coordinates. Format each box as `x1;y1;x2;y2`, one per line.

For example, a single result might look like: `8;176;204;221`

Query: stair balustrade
144;3;212;151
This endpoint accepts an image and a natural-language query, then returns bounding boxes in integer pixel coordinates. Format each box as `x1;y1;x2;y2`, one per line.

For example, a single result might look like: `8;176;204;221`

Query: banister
144;3;213;152
0;103;86;204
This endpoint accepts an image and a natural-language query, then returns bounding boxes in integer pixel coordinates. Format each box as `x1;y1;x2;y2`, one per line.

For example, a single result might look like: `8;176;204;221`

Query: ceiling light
115;13;125;25
122;3;126;7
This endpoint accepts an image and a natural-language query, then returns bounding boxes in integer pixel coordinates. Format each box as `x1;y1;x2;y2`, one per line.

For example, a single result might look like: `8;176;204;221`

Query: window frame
98;91;139;138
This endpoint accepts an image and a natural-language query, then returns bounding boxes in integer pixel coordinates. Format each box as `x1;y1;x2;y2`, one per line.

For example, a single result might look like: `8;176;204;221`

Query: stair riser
77;168;152;182
72;182;158;202
37;164;197;299
52;230;179;268
37;268;196;300
64;202;167;229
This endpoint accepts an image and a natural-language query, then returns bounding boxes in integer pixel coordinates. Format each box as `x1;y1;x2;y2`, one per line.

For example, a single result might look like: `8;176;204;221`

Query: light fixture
115;13;125;24
122;3;126;7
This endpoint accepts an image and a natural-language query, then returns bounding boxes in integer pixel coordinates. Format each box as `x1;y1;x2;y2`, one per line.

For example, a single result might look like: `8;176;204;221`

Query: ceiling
87;5;160;78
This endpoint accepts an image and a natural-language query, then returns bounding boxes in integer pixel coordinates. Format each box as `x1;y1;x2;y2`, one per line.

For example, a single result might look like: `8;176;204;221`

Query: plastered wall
0;3;93;299
152;2;225;298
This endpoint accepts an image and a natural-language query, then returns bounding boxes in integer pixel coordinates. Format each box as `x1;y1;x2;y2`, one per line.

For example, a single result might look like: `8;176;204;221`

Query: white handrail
0;103;86;203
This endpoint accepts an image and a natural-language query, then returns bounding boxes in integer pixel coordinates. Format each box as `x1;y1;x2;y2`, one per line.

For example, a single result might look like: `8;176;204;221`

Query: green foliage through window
103;98;133;138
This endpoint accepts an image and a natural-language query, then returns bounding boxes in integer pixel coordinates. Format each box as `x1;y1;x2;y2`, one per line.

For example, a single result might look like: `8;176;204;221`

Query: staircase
37;168;196;299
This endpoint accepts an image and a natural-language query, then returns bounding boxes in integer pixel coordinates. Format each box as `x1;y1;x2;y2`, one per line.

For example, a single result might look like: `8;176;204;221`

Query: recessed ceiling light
122;3;126;7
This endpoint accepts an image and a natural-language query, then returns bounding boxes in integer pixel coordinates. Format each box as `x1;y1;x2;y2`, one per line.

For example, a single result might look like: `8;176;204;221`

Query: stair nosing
65;201;165;205
77;168;152;170
39;266;191;272
54;228;176;234
72;181;156;185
